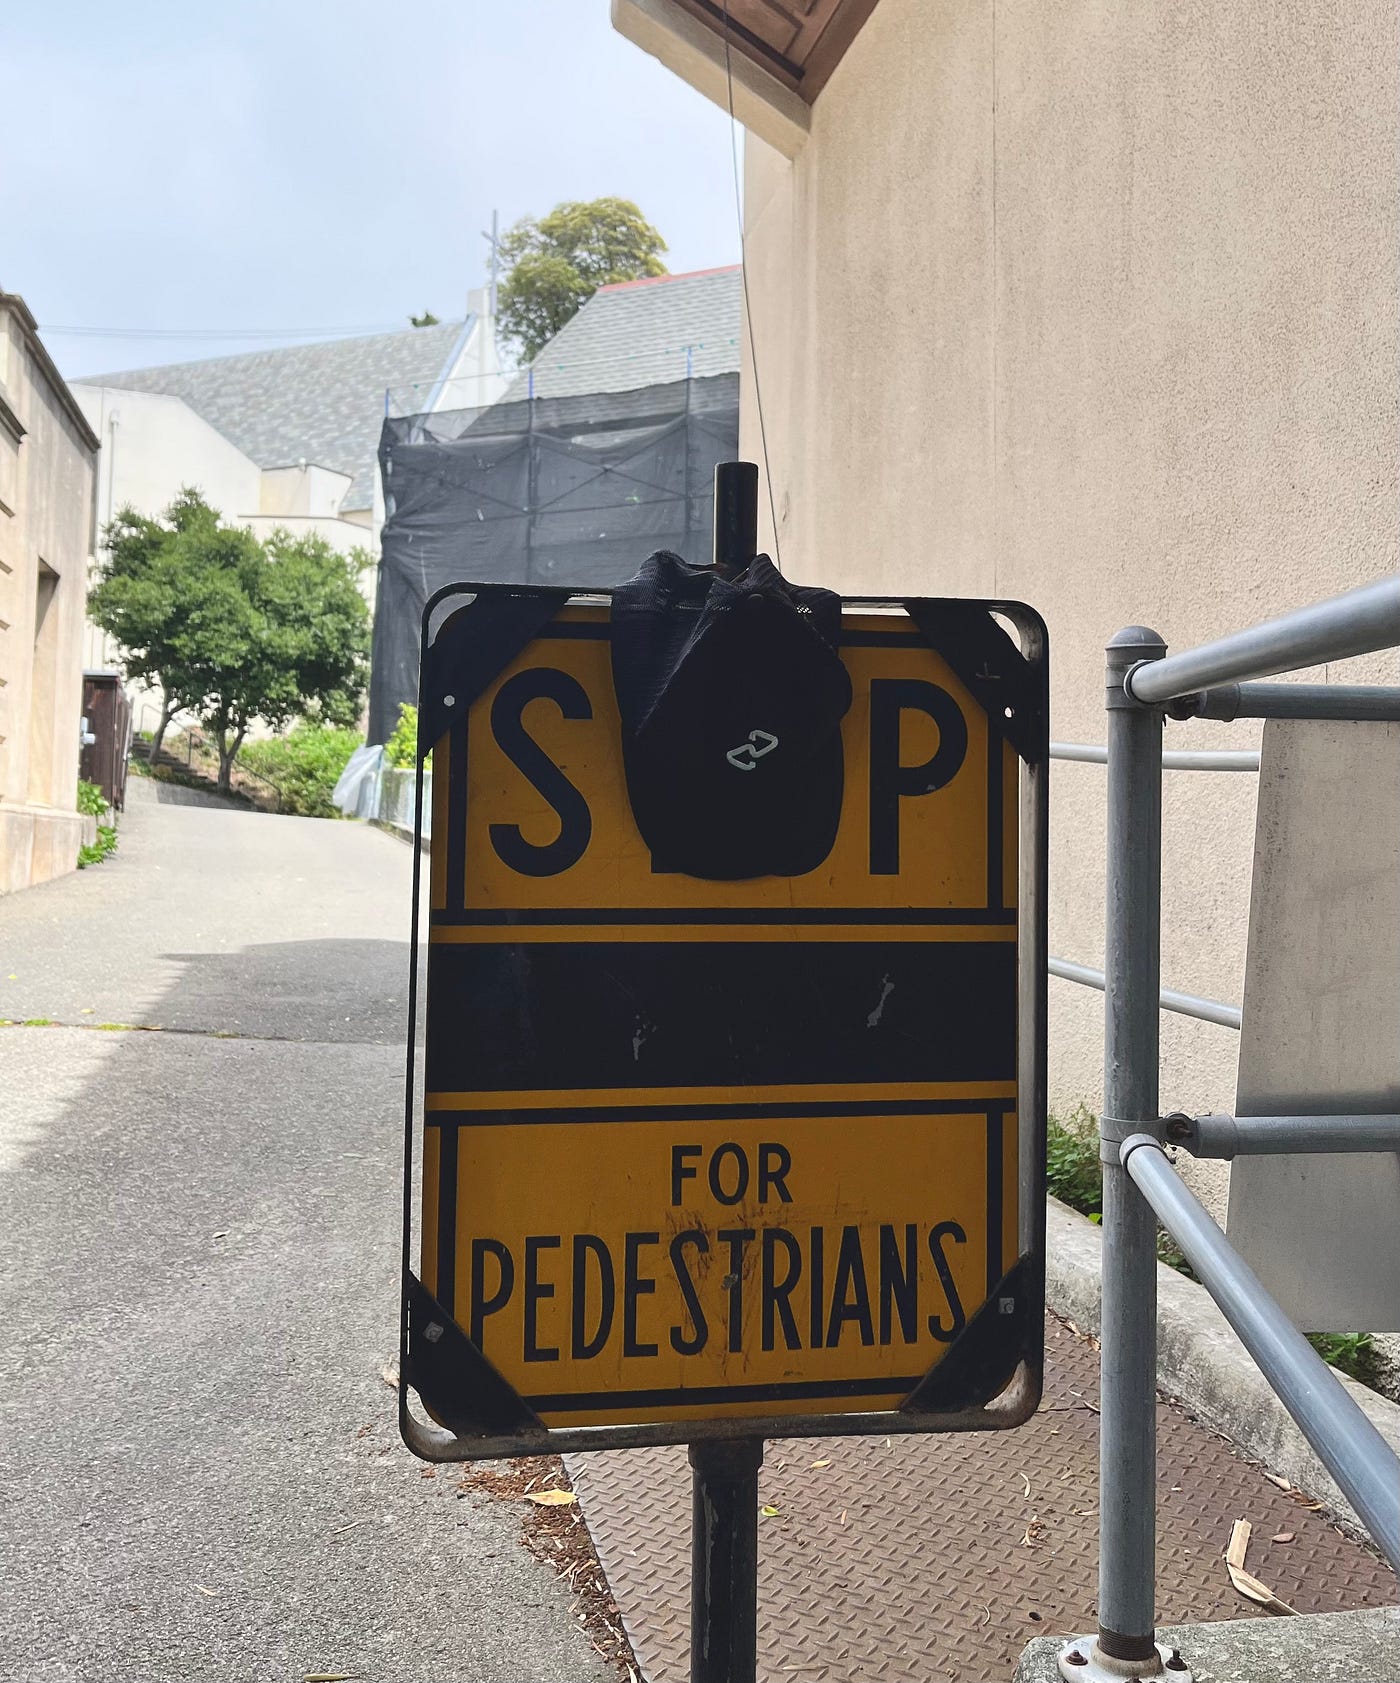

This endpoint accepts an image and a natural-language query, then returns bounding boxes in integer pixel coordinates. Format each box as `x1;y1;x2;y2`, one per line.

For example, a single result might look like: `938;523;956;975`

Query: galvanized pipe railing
1169;682;1400;722
1124;574;1400;704
1081;573;1400;1678
1049;957;1242;1031
1121;1134;1400;1573
1051;740;1260;770
1095;626;1166;1668
1166;1112;1400;1159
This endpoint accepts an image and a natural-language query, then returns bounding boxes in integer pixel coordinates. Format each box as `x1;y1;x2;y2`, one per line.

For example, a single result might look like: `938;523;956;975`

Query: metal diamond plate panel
567;1316;1396;1683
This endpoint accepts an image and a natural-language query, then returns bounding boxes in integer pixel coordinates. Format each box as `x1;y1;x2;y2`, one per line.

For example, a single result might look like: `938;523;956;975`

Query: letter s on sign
488;668;593;877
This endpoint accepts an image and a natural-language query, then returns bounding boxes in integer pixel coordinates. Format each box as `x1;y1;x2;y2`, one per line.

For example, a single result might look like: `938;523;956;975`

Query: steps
130;737;251;805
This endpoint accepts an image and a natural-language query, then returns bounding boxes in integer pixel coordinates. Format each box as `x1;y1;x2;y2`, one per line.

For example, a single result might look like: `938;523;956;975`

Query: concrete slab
1015;1605;1400;1682
0;791;419;1041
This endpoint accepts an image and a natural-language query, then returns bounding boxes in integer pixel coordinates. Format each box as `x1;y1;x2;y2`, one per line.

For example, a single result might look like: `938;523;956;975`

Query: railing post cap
1106;625;1167;658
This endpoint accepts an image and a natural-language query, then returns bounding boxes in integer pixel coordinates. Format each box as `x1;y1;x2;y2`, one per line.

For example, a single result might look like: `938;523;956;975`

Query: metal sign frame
398;579;1048;1465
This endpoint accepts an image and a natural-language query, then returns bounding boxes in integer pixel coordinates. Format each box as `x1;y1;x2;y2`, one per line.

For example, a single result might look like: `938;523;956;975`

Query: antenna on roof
481;210;501;325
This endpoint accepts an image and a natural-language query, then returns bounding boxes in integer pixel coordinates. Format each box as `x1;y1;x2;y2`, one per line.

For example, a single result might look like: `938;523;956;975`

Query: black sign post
687;464;766;1683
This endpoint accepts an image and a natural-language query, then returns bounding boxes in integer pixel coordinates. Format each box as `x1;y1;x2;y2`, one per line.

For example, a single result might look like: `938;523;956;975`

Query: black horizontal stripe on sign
436;906;1016;927
425;940;1016;1093
429;1097;1017;1127
525;1373;928;1411
524;623;927;651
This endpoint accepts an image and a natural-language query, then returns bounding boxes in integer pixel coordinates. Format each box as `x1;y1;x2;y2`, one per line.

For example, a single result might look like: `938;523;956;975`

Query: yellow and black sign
401;588;1047;1452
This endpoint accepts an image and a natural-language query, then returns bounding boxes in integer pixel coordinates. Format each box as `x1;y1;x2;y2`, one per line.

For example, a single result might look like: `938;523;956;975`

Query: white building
72;292;508;671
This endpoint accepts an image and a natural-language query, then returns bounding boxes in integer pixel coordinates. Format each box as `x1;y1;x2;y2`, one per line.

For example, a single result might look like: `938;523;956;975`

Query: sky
4;1;741;379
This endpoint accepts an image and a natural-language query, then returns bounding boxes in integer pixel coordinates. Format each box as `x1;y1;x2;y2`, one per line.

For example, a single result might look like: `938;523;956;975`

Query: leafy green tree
90;489;372;792
89;490;258;758
410;310;441;327
187;530;372;791
498;197;667;358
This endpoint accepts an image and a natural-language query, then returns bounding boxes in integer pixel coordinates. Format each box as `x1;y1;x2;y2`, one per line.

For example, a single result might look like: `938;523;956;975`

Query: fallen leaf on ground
1225;1519;1296;1615
304;1673;363;1681
525;1489;577;1506
760;1504;780;1517
809;1459;831;1469
1271;1532;1295;1544
379;1365;399;1390
1020;1473;1031;1498
1265;1473;1292;1491
839;1509;847;1526
192;1584;216;1597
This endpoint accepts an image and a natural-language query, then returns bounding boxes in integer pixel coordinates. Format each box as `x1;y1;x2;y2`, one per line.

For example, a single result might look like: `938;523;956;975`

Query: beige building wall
0;296;100;894
731;0;1399;1192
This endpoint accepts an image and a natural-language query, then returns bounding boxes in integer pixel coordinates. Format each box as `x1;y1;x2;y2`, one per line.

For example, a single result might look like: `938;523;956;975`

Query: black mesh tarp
368;373;738;743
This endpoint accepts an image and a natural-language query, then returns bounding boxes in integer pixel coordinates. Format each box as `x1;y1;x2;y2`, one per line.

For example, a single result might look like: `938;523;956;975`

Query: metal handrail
1122;1134;1400;1572
1166;1111;1400;1158
1050;740;1260;771
1048;957;1241;1030
1170;682;1400;722
1079;577;1400;1671
1124;573;1400;704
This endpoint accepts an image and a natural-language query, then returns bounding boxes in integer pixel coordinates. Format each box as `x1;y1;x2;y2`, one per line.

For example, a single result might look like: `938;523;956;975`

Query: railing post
1096;626;1167;1672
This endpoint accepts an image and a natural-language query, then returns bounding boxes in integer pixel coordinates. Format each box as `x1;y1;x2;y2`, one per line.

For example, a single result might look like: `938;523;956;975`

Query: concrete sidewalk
0;795;609;1683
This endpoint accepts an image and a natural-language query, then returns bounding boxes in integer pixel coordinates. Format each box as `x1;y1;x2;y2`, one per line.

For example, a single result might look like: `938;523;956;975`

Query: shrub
78;823;118;869
239;723;362;818
1046;1104;1102;1216
76;779;108;818
384;703;418;769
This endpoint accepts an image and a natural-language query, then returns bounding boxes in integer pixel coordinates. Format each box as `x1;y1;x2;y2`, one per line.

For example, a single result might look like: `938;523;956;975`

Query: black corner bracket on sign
403;1272;544;1440
417;585;570;757
900;1254;1037;1416
902;600;1048;764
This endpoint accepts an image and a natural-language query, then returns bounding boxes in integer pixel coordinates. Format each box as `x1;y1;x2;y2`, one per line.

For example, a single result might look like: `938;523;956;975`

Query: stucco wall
0;309;98;892
738;0;1399;1173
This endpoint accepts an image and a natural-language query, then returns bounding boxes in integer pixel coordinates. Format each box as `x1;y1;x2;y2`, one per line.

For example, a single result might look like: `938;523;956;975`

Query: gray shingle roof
503;267;742;402
83;320;468;511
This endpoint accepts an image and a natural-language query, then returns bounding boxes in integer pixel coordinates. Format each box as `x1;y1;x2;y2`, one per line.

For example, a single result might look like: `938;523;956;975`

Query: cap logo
726;729;779;772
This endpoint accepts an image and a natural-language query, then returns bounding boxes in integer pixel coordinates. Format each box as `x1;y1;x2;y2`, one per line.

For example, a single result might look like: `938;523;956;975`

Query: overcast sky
6;1;740;379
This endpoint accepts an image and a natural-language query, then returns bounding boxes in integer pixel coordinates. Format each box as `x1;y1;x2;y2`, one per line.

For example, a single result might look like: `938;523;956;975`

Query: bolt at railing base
1058;1637;1192;1681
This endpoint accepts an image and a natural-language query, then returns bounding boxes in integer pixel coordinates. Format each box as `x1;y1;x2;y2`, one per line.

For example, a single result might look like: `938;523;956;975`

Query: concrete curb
1016;1605;1400;1682
1045;1195;1400;1541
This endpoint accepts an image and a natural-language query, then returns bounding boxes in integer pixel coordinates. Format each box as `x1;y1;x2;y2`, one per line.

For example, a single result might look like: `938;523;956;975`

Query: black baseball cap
610;550;852;880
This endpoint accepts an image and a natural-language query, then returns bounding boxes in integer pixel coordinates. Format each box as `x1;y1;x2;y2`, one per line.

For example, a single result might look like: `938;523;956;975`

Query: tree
89;490;258;758
497;197;667;359
186;530;372;791
90;490;372;791
410;309;440;327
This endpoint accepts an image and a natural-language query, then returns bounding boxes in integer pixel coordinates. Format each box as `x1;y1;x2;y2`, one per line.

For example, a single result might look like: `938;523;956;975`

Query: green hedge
239;724;362;818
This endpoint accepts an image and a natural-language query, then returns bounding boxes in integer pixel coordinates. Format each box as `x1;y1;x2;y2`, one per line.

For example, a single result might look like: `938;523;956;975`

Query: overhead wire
40;321;411;342
722;0;783;573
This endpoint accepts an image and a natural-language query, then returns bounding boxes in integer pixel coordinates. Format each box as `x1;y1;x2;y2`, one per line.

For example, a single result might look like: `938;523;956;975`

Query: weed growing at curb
1051;1101;1384;1391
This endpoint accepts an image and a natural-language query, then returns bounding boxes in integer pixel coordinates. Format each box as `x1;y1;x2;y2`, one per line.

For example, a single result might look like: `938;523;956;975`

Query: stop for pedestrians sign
399;585;1047;1457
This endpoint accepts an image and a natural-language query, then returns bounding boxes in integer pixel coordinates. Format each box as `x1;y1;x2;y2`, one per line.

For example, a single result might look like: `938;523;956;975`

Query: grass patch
1307;1331;1381;1388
